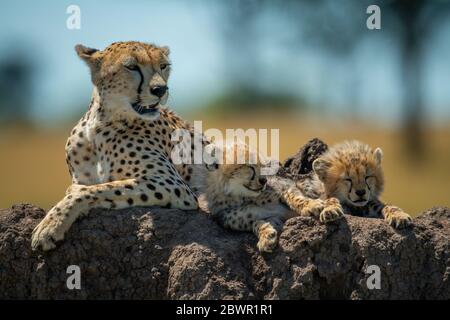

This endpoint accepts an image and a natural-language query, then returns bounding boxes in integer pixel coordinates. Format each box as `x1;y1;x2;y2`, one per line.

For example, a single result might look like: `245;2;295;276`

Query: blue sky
0;1;224;121
0;0;449;124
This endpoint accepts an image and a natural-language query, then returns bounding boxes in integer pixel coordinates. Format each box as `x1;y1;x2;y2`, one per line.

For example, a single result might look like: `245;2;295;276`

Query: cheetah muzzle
131;101;160;116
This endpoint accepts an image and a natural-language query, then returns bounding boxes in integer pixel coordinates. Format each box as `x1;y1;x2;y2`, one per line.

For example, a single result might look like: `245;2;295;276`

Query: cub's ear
161;46;170;57
75;44;101;70
312;158;330;181
373;147;383;165
204;143;221;171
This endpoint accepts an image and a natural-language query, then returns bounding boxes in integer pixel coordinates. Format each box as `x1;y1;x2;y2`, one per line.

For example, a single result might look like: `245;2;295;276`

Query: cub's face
313;146;384;207
75;41;171;121
338;164;380;207
208;163;268;198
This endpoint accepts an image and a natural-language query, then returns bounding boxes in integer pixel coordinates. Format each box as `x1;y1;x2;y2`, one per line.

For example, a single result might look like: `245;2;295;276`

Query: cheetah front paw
31;215;66;251
257;224;278;253
301;199;325;218
386;211;413;229
319;205;344;223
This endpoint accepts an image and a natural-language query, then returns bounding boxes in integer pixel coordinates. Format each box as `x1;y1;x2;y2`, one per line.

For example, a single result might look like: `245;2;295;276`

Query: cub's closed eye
160;63;170;70
125;64;139;71
345;178;352;183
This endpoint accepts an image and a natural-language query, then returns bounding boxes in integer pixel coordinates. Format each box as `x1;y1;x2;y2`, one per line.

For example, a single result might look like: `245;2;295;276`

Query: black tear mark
136;66;144;95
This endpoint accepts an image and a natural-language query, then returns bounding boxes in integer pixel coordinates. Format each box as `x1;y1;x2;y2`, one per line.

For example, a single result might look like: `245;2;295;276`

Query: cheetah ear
75;44;99;61
312;158;330;181
75;44;101;70
161;46;170;56
373;147;383;165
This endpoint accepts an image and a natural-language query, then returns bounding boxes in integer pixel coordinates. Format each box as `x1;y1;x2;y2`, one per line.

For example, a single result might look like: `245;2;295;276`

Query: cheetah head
205;142;268;198
75;41;171;121
207;163;268;198
312;140;385;207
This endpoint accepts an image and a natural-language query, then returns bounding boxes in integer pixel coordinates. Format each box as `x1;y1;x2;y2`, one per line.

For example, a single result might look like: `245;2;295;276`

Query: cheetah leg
320;197;344;223
31;178;198;251
253;218;283;253
219;205;288;253
281;187;343;223
380;204;413;229
65;130;98;185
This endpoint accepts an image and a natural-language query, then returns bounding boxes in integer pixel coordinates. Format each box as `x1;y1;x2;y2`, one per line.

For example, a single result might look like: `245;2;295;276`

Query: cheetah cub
312;140;413;229
199;142;343;252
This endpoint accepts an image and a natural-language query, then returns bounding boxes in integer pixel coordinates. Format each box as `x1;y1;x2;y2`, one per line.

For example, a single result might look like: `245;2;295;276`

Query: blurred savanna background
0;0;449;215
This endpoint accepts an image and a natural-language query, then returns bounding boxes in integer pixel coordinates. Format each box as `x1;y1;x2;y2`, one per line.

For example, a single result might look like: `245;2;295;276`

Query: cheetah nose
355;189;366;197
150;85;168;98
259;177;267;185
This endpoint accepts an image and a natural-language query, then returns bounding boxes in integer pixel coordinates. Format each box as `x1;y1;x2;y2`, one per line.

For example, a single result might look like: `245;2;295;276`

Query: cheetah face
75;42;171;121
225;165;268;198
123;56;170;120
313;141;384;208
205;142;269;198
340;171;378;207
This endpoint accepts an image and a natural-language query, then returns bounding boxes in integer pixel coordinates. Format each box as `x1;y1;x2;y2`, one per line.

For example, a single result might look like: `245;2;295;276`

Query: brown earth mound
0;203;448;299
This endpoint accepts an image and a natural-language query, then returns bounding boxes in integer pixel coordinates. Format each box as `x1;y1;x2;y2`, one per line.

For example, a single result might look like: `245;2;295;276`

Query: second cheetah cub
200;142;343;252
312;140;413;229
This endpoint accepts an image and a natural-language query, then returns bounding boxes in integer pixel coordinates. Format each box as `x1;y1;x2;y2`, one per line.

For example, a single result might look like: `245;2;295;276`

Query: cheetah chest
92;123;173;183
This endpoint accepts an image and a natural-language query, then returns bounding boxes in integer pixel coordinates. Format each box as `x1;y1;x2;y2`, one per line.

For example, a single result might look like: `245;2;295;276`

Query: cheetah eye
344;178;352;184
160;63;170;70
124;64;139;71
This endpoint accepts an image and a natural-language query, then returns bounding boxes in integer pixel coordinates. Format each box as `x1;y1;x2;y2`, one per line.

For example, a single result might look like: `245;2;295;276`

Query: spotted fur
199;142;343;252
32;41;208;251
312;140;413;229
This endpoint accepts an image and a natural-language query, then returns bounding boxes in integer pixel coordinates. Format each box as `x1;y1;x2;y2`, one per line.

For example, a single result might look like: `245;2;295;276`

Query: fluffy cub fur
312;140;413;228
198;142;343;252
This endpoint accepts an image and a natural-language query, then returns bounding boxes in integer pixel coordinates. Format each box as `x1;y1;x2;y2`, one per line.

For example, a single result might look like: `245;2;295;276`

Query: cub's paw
301;199;325;218
320;198;344;223
31;212;66;251
257;223;278;253
319;206;344;223
386;211;413;229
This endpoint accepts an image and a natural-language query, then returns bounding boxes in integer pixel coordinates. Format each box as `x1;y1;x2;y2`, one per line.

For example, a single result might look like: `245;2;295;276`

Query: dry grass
1;113;449;216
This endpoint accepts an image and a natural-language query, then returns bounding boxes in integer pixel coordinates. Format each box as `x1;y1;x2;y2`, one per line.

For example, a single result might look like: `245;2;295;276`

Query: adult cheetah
32;41;206;251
